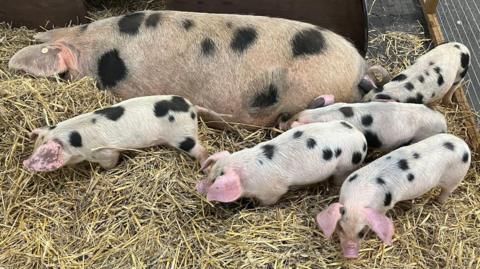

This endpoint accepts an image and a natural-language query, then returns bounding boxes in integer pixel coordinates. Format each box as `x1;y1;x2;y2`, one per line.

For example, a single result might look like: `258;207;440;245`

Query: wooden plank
166;0;368;56
422;0;439;14
421;1;480;151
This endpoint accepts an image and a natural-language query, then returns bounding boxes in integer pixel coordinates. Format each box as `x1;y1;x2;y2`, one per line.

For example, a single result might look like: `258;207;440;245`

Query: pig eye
358;226;368;238
337;224;345;233
220;171;224;176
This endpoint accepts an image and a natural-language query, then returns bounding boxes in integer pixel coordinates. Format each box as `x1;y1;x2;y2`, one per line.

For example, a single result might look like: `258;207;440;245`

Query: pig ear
364;208;394;245
316;202;343;239
206;168;242;203
200;151;231;171
9;43;76;77
23;140;65;172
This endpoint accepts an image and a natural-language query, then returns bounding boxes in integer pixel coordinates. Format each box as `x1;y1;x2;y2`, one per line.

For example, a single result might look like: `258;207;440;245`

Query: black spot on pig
348;174;358;182
461;53;469;69
418;75;425;83
323;148;333;160
391;73;407;82
98;49;127;89
251;84;278;108
384;192;392;206
340;121;353;129
406;93;424;104
226;22;233;28
363;143;367;152
190;112;196;119
339;106;354;117
118;12;145;35
91;118;97;124
437;74;445;86
49;126;56;130
376;177;386;185
407;173;415;181
335;148;342;157
425;70;430;76
69;131;82;148
454;44;460;49
261;144;276;160
413;152;420;159
168;115;175;122
404;82;414;91
306;138;317;149
154;96;190;117
398;159;409;170
460;53;470;78
201;38;216;56
462;151;469;163
179;137;195;152
145;13;161;28
292;28;325;57
352;152;362;165
182;19;194;30
361;115;373;127
94;106;125;121
364;131;382;148
429;61;434;66
443;142;455;151
375;94;392;100
434;66;441;74
293;131;303;139
386;156;392;160
231;27;258;53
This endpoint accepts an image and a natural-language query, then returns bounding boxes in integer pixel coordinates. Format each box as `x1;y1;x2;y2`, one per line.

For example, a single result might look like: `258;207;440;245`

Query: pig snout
196;179;212;195
341;241;360;259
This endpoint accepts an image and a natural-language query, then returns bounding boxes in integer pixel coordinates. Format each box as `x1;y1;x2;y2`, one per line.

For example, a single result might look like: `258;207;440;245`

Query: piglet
316;133;471;259
23;95;208;172
197;120;368;205
282;102;447;150
363;42;470;105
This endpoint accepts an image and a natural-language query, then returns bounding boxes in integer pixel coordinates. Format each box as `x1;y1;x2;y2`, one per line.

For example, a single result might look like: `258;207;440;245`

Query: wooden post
422;0;439;14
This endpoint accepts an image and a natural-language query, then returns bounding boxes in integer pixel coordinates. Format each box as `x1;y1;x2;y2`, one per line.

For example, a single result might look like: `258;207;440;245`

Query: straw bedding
0;7;479;269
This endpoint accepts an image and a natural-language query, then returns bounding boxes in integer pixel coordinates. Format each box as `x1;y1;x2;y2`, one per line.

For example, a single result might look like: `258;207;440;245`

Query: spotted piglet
316;134;471;259
282;102;447;150
23;95;207;172
196;121;368;205
363;42;470;105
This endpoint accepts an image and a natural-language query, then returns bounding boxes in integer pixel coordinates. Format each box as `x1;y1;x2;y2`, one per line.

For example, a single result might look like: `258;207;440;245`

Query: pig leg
256;183;288;205
93;149;120;170
437;172;464;204
442;83;462;105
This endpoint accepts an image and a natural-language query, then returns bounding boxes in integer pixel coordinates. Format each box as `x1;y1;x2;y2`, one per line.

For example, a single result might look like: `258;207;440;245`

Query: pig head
316;203;394;259
196;151;244;203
